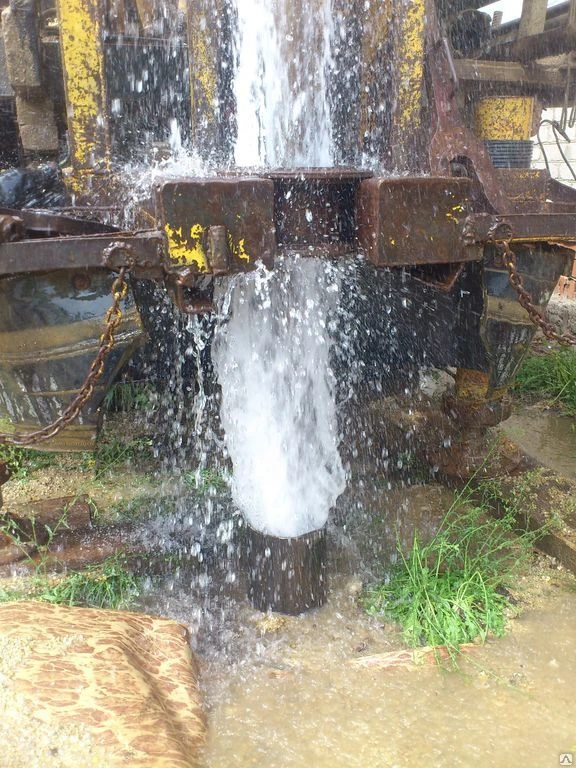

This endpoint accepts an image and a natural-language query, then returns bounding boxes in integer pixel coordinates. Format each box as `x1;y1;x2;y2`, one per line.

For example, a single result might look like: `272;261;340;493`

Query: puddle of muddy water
501;407;576;480
3;410;576;768
198;577;576;768
131;483;576;768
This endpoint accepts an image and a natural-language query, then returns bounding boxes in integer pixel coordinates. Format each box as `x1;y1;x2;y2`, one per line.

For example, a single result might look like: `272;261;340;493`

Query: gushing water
233;0;334;167
212;256;346;537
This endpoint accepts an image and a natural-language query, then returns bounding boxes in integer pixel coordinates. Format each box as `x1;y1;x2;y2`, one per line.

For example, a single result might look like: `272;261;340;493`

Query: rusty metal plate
463;213;576;245
357;177;479;267
0;231;167;279
267;168;372;255
0;207;118;237
155;177;276;274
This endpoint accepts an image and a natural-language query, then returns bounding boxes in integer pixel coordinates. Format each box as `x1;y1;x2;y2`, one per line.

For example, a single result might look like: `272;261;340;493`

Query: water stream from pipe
233;0;334;167
213;257;346;537
211;0;345;537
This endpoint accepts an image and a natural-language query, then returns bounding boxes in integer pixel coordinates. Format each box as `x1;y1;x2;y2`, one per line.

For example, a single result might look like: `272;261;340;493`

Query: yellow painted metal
394;0;426;137
56;0;110;195
474;97;535;141
163;222;251;272
359;0;393;148
228;235;250;263
186;0;220;157
454;368;507;402
164;222;209;271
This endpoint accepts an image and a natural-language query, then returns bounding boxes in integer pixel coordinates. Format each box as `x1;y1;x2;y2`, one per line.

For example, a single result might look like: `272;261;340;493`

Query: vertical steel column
56;0;110;197
186;0;234;163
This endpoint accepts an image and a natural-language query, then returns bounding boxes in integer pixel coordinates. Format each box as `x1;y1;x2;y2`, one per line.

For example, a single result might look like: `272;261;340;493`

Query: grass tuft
0;445;58;481
513;347;576;416
182;468;230;493
37;555;140;610
363;489;546;651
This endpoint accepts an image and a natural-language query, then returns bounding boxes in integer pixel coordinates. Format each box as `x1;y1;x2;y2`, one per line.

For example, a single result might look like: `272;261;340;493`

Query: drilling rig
0;0;575;461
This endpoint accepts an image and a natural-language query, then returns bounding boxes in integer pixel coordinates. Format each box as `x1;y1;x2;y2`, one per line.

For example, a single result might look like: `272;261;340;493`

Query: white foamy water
233;0;334;167
212;257;346;537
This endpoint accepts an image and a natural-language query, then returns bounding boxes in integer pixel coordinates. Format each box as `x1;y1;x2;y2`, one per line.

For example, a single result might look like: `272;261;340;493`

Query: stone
1;7;41;89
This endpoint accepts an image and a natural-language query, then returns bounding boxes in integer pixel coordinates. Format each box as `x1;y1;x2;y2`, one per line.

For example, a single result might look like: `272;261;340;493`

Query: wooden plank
454;58;564;87
518;0;548;38
570;0;576;30
512;26;576;61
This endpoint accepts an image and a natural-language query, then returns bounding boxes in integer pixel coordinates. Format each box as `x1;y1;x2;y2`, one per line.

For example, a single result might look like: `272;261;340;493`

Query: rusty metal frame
463;213;576;246
0;231;167;278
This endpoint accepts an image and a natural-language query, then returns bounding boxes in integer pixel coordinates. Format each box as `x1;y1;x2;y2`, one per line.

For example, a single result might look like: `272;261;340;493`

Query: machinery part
462;213;576;245
474;96;536;142
55;0;110;195
0;166;69;209
0;230;167;279
0;213;24;243
245;525;327;615
156;177;276;273
0;206;116;236
269;168;372;255
357;177;477;266
0;268;129;447
427;3;513;215
1;1;59;156
501;239;576;346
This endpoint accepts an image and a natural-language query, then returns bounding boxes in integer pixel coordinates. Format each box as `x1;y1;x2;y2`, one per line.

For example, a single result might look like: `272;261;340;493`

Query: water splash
233;0;334;167
212;256;346;537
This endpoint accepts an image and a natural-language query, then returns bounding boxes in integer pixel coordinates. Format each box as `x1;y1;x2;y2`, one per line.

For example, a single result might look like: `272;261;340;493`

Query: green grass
0;501;72;571
182;468;230;493
513;348;576;416
37;555;140;609
362;490;545;651
93;433;154;477
0;445;59;481
0;555;140;610
102;380;153;413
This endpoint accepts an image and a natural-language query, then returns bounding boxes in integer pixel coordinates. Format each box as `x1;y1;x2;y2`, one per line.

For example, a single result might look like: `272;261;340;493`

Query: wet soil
200;569;576;768
500;404;576;481
0;402;575;767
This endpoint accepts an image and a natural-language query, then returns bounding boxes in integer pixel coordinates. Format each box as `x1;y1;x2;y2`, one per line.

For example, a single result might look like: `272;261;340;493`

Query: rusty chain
0;268;129;447
497;239;576;347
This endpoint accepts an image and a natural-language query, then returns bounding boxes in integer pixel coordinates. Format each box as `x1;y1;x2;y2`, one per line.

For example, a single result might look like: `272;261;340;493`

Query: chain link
0;268;129;447
498;239;576;347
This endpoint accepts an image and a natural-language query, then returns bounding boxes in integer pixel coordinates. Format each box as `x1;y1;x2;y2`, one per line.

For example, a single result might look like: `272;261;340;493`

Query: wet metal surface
357;177;476;266
0;231;166;278
156;177;276;273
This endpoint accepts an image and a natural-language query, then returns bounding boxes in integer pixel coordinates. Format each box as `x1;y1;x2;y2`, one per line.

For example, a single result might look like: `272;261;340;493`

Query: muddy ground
0;393;575;767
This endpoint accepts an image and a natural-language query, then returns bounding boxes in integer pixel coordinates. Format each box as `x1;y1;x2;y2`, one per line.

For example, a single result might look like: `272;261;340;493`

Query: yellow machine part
474;96;536;141
56;0;110;196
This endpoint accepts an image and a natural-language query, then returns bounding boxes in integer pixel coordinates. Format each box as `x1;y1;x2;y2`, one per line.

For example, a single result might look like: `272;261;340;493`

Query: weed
0;504;71;572
102;380;153;413
0;445;58;481
183;468;230;493
93;433;154;477
362;488;546;652
513;347;576;416
0;556;140;610
107;494;156;522
37;555;140;609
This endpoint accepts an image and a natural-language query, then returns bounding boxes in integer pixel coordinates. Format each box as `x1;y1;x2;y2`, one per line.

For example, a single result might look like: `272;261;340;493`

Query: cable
537;119;576;182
